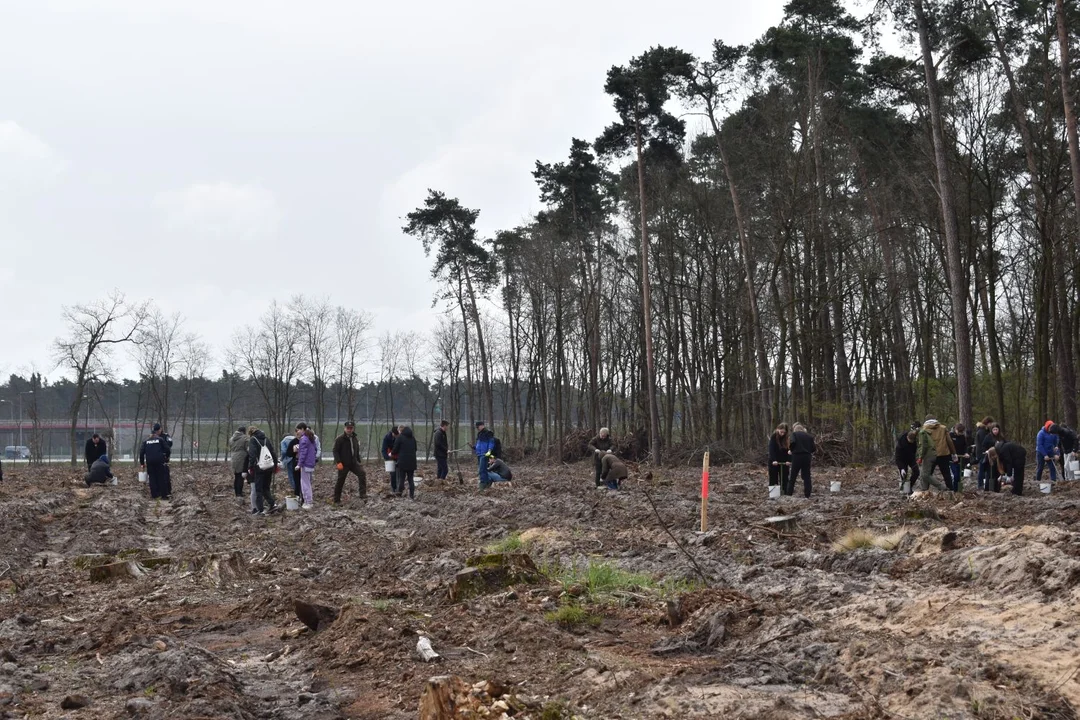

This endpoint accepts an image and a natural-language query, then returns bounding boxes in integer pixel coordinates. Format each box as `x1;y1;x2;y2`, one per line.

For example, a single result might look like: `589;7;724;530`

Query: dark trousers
593;456;603;486
1011;466;1025;496
394;467;415;497
977;456;989;490
254;470;275;511
285;459;300;495
1036;455;1058;483
334;461;367;503
791;454;811;497
147;462;167;499
768;464;788;487
233;472;245;497
478;456;491;487
436;456;448;479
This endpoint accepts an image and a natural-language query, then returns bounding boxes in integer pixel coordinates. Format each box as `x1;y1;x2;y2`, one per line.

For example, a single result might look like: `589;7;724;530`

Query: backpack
257;438;275;471
492;437;503;459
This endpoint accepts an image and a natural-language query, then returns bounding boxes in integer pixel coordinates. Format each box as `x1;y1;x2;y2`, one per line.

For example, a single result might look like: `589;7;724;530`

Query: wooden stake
700;451;710;532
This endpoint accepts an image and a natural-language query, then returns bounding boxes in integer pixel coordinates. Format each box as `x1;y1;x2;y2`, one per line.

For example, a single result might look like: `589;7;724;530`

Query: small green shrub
544;604;601;628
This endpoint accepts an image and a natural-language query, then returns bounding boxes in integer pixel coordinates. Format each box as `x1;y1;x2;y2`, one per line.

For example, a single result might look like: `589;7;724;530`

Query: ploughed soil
1;460;1079;719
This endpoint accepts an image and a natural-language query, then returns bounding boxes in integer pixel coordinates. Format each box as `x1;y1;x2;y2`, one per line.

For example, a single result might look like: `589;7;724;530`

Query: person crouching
485;452;513;486
600;450;628;490
85;455;114;486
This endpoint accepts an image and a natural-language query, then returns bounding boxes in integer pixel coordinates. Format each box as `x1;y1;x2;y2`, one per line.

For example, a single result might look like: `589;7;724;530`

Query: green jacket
917;421;955;463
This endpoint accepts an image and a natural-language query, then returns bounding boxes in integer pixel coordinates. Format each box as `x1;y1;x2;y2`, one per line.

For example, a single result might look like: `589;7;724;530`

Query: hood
922;420;941;430
98;455;109;464
402;427;414;438
1049;423;1061;435
252;430;267;443
477;428;494;440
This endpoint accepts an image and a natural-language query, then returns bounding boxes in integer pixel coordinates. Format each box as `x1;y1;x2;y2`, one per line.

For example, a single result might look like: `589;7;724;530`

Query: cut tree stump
448;553;540;601
418;675;470;720
294;600;338;632
89;561;147;583
762;515;799;533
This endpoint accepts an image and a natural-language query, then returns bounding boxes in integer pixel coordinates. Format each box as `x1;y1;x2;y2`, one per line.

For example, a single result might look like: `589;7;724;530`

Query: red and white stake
700;451;710;532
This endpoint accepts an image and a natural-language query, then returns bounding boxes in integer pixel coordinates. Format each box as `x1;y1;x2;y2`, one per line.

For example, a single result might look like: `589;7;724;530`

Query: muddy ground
0;461;1078;720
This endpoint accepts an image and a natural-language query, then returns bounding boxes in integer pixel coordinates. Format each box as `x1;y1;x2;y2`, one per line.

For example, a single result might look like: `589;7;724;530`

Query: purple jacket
297;434;317;469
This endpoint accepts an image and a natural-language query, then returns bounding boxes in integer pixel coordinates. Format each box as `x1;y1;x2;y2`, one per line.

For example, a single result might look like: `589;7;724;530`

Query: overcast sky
0;0;785;382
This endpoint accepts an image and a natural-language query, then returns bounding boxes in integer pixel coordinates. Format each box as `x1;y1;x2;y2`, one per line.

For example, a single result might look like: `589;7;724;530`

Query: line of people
894;415;1078;496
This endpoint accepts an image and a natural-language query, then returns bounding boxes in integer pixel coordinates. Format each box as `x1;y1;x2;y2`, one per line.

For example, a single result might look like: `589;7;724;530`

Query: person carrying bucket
380;426;400;490
767;424;791;495
1035;421;1060;486
894;423;919;495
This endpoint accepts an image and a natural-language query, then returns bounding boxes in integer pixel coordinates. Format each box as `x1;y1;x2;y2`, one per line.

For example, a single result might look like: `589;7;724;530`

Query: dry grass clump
833;528;908;552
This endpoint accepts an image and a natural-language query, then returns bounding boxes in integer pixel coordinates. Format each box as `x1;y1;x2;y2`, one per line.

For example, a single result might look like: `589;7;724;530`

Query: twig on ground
640;486;710;585
462;646;489;659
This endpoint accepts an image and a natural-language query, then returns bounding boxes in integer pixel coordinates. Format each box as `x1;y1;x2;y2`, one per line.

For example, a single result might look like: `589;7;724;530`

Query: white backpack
257;438;275;471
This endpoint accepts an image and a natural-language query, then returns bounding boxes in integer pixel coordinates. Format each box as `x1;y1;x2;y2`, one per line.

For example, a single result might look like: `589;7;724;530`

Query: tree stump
418;675;470;720
294;600;339;632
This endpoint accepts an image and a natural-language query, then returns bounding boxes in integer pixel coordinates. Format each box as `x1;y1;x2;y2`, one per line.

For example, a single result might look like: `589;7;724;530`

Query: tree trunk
914;0;974;432
635;119;663;465
1054;0;1080;427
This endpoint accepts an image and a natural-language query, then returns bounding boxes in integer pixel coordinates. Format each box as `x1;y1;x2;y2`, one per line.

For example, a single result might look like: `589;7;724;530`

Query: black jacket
975;427;989;461
767;434;790;465
950;431;973;459
334;432;361;465
587;434;613;455
139;434;171;465
433;427;448;459
84;438;107;465
392;428;418;472
85;458;113;485
1051;424;1079;454
997;442;1027;474
381;430;397;460
247;430;278;473
790;431;815;456
895;433;917;467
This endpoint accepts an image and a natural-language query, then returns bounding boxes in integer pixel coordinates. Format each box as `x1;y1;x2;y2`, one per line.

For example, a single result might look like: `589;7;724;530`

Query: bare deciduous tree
52;291;148;464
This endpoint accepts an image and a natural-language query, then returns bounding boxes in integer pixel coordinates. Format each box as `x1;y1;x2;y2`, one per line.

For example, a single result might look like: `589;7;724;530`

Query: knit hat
99;455;109;464
1045;420;1054;432
475;421;485;428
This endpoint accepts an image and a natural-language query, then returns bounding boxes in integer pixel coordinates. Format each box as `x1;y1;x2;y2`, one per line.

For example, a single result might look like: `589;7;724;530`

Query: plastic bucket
830;481;842;493
384;460;396;472
111;477;118;486
963;468;972;480
138;471;148;483
901;480;911;495
769;485;781;500
1040;482;1052;495
285;496;300;511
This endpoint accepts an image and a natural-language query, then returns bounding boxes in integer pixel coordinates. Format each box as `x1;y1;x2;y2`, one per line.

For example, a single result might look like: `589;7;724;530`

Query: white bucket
111;477;118;486
1074;470;1080;481
385;460;396;472
769;485;781;500
901;480;911;495
285;496;300;510
830;481;842;493
1040;482;1052;495
138;471;148;483
963;468;972;480
414;474;423;485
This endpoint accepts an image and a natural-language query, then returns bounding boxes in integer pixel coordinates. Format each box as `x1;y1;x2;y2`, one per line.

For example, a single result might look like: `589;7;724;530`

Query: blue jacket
475;429;495;457
1036;428;1059;458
